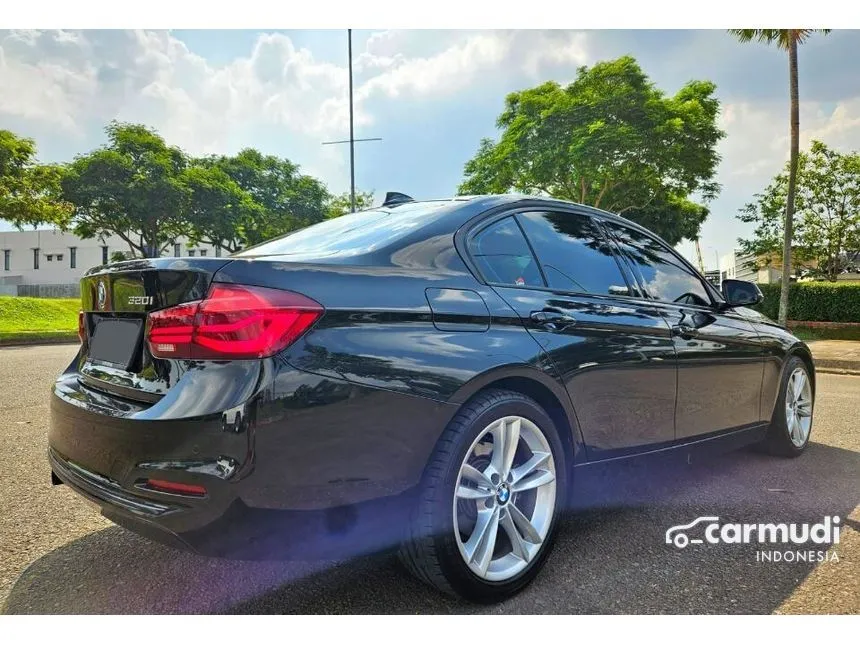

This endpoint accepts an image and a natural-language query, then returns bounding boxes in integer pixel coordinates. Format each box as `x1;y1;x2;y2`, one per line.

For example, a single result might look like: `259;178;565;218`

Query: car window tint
516;211;631;297
468;217;543;287
605;223;711;306
235;201;452;257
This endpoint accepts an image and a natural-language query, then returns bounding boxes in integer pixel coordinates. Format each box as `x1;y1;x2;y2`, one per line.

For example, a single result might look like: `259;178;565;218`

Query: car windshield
235;201;453;257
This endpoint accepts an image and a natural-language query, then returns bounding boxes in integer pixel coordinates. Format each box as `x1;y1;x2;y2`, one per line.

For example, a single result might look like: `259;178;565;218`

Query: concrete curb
815;366;860;377
0;337;79;348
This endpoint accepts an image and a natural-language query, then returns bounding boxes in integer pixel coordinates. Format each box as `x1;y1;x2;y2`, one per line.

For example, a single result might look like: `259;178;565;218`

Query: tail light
78;310;87;344
146;284;323;360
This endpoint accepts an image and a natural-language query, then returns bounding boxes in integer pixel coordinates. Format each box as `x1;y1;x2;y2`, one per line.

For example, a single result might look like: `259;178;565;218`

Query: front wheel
761;356;814;457
398;389;567;602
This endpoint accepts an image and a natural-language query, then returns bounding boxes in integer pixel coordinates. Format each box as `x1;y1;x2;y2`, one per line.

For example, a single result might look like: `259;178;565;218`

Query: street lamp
321;29;382;212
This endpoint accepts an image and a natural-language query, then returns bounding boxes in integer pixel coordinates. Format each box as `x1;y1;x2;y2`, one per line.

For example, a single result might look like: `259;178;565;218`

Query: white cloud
719;98;860;183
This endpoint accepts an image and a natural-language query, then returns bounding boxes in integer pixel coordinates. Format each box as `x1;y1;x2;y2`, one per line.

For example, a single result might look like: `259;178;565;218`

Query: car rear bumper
48;364;454;557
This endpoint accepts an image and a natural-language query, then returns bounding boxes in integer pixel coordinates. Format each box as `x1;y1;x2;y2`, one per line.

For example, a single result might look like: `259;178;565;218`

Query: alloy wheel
452;415;557;582
785;367;813;448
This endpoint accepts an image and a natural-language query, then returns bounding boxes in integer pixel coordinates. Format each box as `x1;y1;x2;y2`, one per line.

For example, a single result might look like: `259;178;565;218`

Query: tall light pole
321;29;381;212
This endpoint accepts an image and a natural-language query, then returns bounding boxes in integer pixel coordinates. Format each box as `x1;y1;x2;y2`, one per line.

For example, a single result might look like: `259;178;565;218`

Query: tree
326;190;375;219
0;130;71;228
61;122;191;258
191;149;331;250
457;56;724;245
183;163;263;254
738;141;860;281
729;29;830;325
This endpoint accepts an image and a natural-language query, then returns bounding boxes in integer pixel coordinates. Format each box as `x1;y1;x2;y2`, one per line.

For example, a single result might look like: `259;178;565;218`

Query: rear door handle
530;310;577;330
671;323;697;339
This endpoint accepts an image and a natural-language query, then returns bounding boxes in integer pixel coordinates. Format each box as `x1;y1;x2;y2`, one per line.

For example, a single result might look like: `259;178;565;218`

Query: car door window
467;216;544;287
516;211;632;297
604;222;712;307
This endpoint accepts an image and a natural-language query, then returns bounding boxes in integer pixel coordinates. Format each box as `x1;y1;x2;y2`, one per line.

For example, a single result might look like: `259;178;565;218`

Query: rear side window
468;217;543;287
517;211;632;297
605;222;712;306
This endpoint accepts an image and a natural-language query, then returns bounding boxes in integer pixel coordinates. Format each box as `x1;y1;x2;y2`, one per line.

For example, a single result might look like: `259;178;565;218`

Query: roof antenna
382;192;415;207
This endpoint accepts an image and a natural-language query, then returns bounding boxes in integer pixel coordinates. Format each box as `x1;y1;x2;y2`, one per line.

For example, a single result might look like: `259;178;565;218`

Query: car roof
371;193;642;231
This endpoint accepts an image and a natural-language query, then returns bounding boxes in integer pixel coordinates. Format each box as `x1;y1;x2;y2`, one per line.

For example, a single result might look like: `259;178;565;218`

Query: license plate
89;318;143;370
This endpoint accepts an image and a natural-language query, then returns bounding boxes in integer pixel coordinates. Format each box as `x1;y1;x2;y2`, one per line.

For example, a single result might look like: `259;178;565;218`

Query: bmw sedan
49;193;815;602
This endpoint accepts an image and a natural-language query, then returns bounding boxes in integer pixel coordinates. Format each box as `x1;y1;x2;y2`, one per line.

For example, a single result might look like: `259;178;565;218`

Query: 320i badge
49;193;815;602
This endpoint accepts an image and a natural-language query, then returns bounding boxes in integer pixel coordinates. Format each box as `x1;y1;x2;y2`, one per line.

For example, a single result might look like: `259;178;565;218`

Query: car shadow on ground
4;442;859;614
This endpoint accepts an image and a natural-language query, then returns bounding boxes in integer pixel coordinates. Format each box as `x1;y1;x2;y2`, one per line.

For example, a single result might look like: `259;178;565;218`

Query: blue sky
1;29;859;267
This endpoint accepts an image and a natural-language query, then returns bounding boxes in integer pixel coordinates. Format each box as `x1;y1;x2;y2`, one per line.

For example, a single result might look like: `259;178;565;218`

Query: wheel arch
447;365;584;469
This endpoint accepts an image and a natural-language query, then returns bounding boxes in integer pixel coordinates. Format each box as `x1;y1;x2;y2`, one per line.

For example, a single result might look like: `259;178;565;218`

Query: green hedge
753;282;860;323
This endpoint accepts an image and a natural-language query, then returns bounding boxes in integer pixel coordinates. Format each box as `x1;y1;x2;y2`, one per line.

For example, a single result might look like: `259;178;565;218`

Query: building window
215;246;222;258
174;243;181;257
46;254;53;262
70;247;77;269
199;249;207;257
57;253;64;262
101;246;108;265
3;250;9;271
187;250;196;257
33;248;40;270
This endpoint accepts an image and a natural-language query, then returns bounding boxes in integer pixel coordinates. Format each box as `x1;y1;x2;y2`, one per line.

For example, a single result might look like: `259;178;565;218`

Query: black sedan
49;193;815;603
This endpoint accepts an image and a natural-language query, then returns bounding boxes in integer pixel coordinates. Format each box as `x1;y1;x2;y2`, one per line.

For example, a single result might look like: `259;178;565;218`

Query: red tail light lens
146;284;323;360
78;311;87;344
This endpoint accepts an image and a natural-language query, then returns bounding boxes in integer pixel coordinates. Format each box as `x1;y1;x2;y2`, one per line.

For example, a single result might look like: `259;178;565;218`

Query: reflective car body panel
49;194;813;557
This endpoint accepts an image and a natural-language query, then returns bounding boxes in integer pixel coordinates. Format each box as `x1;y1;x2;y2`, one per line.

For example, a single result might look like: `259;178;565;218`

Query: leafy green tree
0;130;71;228
183;164;262;254
193;149;331;249
729;29;830;324
61;122;190;258
738;141;860;282
326;190;375;219
457;56;724;245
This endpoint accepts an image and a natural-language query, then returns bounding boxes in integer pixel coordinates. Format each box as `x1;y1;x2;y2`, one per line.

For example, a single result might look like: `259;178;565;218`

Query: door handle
530;310;577;330
671;323;697;339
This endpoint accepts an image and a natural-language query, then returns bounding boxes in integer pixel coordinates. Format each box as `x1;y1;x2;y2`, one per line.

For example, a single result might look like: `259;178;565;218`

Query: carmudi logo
665;516;841;563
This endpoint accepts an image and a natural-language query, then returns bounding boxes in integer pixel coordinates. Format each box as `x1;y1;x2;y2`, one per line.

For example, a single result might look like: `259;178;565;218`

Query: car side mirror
721;279;763;308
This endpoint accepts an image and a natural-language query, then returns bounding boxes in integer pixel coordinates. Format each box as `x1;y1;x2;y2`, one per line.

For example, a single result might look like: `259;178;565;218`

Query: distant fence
14;284;81;299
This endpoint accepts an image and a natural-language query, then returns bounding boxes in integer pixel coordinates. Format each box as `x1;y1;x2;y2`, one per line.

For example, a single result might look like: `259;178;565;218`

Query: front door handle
671;323;697;339
530;310;577;330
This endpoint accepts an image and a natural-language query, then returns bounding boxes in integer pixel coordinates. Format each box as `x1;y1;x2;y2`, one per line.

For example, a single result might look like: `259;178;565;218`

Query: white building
0;229;223;288
719;249;782;284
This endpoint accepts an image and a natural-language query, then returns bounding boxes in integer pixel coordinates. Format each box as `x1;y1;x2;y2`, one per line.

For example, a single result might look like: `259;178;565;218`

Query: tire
760;356;814;457
398;389;568;603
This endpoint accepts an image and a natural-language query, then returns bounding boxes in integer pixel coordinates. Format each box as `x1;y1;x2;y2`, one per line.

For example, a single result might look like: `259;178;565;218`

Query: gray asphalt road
1;344;858;614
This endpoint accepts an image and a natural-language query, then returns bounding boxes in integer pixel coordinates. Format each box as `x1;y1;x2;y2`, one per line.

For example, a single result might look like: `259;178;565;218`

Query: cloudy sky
1;28;858;267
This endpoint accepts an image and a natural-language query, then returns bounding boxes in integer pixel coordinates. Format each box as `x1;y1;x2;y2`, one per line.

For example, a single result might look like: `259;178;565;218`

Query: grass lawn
0;296;80;343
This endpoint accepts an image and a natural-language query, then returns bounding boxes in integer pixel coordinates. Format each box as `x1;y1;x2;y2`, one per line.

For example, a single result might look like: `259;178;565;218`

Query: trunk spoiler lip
83;257;234;278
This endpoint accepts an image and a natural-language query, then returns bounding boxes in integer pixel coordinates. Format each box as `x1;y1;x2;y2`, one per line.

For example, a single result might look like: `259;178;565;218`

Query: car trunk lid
78;257;232;401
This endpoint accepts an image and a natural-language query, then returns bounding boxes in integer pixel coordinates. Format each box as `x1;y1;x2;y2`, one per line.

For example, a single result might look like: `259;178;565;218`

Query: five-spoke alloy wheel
399;389;567;602
761;356;815;457
453;415;556;581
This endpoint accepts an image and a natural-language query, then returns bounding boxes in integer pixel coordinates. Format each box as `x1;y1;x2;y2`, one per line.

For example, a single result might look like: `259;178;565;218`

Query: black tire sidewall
426;393;568;603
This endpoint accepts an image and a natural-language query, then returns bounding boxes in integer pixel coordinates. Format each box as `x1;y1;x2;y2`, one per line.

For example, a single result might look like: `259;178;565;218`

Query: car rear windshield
235;201;453;258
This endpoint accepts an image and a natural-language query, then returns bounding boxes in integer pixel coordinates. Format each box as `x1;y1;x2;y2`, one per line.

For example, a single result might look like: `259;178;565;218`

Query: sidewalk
807;340;860;375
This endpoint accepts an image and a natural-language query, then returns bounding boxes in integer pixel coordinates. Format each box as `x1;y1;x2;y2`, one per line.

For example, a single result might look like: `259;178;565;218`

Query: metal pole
348;29;356;213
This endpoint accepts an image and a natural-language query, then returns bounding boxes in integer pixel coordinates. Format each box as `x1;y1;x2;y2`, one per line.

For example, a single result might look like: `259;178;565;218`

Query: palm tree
729;29;830;326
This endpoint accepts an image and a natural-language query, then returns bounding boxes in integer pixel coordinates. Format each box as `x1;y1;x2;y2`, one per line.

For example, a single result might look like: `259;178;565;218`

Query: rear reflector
144;478;207;497
146;284;323;360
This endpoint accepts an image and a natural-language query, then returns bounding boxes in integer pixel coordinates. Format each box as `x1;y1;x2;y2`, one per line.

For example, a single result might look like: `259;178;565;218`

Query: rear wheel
399;389;566;602
761;356;814;457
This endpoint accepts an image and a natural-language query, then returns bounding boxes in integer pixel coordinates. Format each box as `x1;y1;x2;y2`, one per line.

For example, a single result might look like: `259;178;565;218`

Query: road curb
0;337;79;348
814;366;860;376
